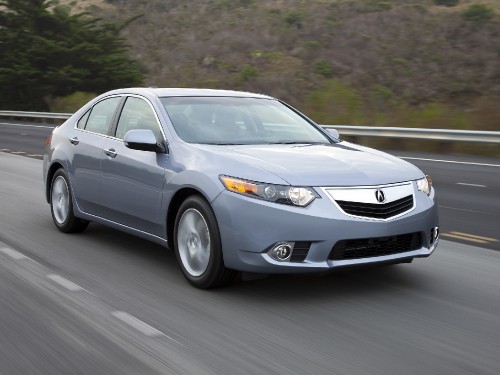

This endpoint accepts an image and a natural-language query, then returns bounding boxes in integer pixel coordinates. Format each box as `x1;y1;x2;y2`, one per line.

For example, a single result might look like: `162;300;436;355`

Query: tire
50;169;89;233
174;195;236;288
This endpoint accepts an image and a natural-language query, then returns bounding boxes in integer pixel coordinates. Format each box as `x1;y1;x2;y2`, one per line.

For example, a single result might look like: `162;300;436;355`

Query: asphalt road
0;153;499;374
1;119;498;250
395;151;500;250
0;119;53;158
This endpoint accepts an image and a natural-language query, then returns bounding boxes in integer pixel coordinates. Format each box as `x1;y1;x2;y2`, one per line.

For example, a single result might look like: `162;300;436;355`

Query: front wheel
174;195;236;288
50;169;89;233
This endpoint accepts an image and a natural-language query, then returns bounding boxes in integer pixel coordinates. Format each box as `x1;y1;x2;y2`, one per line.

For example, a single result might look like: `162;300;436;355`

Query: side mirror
124;129;165;153
326;128;340;140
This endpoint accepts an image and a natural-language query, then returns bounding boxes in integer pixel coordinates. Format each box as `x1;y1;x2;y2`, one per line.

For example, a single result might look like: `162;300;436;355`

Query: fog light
431;227;439;245
269;242;293;261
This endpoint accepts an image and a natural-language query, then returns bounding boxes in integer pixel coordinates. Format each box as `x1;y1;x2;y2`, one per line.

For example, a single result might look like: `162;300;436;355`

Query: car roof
103;87;274;99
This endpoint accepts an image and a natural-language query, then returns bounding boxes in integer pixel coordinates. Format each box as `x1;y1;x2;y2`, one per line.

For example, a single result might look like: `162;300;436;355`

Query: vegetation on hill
91;0;499;132
1;0;499;138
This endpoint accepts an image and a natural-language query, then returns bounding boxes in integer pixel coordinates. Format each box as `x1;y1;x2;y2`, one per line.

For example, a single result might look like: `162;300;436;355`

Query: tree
0;0;143;110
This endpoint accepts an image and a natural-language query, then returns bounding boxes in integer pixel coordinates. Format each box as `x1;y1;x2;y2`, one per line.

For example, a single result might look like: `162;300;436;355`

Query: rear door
70;96;122;214
99;96;167;236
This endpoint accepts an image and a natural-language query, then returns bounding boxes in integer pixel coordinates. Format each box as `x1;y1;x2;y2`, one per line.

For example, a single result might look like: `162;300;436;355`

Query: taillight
44;134;52;146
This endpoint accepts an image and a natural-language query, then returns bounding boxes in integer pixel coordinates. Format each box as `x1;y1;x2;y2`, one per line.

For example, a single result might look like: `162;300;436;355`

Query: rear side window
77;110;90;129
84;97;121;135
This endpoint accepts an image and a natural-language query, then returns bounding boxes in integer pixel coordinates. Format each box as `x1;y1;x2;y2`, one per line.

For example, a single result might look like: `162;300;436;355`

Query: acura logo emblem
375;189;385;203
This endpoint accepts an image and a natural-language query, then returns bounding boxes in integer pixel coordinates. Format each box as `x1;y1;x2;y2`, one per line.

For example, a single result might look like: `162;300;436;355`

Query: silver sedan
43;88;439;288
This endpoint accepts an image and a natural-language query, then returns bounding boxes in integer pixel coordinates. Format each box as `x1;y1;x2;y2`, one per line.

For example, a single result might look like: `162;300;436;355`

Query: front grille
336;195;413;219
329;232;422;260
290;242;311;262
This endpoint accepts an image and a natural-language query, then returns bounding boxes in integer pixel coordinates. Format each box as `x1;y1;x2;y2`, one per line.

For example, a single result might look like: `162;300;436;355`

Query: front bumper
212;182;439;273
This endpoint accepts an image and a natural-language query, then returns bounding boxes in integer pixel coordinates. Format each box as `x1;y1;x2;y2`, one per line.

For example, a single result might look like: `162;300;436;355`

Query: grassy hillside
60;0;500;137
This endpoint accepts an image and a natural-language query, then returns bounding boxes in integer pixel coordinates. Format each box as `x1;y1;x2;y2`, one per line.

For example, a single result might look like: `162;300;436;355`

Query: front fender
166;170;224;203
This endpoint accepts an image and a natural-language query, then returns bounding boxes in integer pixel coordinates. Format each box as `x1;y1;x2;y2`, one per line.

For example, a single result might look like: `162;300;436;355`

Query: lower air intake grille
336;195;413;219
329;232;422;260
290;242;311;262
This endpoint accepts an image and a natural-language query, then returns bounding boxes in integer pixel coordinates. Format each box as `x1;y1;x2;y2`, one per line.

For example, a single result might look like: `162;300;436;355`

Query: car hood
194;142;423;186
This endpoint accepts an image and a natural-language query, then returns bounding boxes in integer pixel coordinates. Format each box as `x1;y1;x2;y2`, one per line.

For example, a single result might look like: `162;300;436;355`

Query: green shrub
462;4;495;22
285;12;303;28
238;65;258;82
239;0;253;7
364;1;393;12
434;0;459;7
314;59;333;78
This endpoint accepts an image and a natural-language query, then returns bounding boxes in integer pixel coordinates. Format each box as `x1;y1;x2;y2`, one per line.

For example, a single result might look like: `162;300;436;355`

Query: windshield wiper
268;141;329;145
202;142;245;145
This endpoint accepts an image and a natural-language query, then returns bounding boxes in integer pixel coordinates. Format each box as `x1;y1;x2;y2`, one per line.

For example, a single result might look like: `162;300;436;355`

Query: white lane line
47;274;84;292
0;122;54;129
0;247;30;260
456;183;487;188
399;156;500;168
111;312;184;345
111;311;166;338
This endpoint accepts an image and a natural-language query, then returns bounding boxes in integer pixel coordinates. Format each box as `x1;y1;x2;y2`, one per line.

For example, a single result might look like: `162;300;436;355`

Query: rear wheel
50;169;89;233
174;195;236;288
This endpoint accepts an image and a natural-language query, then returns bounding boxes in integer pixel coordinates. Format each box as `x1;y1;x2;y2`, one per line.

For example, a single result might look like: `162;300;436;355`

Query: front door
99;96;167;237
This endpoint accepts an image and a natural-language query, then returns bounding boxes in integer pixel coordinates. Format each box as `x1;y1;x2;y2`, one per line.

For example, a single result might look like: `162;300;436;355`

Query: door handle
69;137;79;145
104;148;117;158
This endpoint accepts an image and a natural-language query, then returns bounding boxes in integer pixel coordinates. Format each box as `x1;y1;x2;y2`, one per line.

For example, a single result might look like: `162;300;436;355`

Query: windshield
160;96;331;145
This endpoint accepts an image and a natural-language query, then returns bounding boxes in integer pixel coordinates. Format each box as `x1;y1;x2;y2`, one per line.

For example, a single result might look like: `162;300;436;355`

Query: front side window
85;96;121;135
115;97;163;141
160;96;331;145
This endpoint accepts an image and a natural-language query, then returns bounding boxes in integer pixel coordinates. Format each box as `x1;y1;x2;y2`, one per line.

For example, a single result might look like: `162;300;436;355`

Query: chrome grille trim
322;182;416;221
335;195;414;219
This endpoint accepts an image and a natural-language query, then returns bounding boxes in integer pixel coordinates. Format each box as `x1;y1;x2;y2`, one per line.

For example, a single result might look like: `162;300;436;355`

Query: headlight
417;175;433;196
219;176;319;207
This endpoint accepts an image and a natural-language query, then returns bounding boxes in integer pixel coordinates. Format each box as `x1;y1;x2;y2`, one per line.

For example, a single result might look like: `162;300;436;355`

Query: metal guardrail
0;110;71;120
323;125;500;144
1;110;500;144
